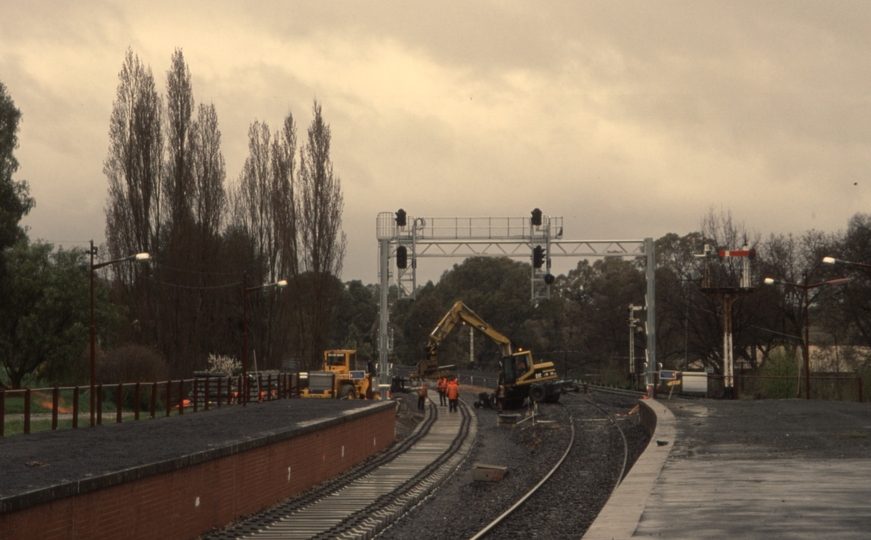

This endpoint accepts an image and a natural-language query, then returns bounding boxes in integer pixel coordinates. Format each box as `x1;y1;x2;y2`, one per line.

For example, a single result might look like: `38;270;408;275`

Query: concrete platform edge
582;398;675;540
0;400;394;515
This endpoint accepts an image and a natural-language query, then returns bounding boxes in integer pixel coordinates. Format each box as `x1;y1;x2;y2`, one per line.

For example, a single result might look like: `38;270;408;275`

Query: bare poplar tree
231;120;272;275
300;101;346;276
164;48;195;236
269;114;301;367
104;49;163;347
298;101;347;367
188;102;231;368
159;49;203;374
272;113;299;280
105;49;163;259
229;114;300;369
190;103;226;250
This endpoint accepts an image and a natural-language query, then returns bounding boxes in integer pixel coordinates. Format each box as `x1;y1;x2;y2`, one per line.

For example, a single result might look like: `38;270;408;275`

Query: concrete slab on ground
585;398;871;540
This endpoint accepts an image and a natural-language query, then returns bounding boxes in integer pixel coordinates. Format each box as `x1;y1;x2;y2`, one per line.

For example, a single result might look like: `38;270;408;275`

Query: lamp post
242;274;287;406
823;256;871;271
763;273;850;400
89;240;150;427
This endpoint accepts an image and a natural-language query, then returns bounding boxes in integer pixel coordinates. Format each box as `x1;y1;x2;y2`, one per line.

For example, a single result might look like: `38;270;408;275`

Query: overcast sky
2;1;870;283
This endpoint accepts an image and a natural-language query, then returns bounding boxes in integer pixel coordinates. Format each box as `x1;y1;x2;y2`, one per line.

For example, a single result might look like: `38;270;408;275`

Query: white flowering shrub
207;353;240;375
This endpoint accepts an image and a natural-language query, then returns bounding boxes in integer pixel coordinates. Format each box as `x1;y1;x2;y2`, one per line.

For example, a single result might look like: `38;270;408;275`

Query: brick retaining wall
0;404;395;540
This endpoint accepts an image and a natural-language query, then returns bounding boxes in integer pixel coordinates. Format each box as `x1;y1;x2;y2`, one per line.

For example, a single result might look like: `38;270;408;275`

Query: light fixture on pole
823;256;871;270
89;241;150;427
763;273;850;400
242;274;287;406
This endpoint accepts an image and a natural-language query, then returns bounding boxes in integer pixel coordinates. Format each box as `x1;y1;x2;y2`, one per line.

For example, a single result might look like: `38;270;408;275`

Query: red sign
718;249;756;259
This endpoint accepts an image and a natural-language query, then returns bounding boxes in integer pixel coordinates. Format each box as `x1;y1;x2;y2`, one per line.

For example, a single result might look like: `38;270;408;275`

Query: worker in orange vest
437;377;447;406
446;377;460;412
417;383;429;411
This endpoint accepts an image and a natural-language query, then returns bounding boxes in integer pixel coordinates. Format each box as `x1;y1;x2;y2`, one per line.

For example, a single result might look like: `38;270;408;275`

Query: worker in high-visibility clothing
436;377;447;406
417;384;429;411
446;377;460;412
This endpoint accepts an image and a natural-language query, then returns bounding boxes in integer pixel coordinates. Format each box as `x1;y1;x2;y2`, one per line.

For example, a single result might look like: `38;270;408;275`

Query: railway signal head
533;245;545;268
531;208;542;227
395;208;407;227
397;246;408;269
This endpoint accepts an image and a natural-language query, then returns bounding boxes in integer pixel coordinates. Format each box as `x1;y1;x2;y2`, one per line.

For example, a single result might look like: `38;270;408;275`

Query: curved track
466;392;631;539
468;403;577;540
204;399;475;540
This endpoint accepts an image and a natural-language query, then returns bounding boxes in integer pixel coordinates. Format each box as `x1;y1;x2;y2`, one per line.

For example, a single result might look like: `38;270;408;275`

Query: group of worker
417;375;461;412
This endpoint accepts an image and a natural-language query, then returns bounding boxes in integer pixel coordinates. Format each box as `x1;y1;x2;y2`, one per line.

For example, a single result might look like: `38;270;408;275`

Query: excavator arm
421;301;514;378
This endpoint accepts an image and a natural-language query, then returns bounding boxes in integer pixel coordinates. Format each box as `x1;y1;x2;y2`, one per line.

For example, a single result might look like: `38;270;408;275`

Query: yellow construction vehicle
423;301;577;409
300;350;378;399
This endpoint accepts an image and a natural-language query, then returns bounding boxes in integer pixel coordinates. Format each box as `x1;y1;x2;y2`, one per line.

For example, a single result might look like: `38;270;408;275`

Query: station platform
585;397;871;540
0;398;395;540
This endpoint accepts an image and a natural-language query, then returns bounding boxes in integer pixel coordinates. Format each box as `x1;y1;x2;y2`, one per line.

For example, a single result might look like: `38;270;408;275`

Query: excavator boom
421;301;514;378
421;300;575;407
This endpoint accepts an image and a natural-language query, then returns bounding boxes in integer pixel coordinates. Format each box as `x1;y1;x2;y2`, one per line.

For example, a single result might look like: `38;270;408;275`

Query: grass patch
3;395;54;414
1;401;203;436
3;418;76;435
846;430;869;439
1;412;155;436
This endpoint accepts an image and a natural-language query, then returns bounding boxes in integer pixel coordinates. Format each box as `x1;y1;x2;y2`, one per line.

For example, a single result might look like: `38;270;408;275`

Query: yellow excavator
422;301;577;409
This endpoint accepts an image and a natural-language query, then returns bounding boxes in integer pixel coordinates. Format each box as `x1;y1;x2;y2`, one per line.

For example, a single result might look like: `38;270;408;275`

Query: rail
206;396;475;539
468;391;631;539
0;372;301;436
578;396;630;487
469;402;576;540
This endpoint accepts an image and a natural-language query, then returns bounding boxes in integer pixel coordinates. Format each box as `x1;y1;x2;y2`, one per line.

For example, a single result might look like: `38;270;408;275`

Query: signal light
395;208;407;227
544;274;555;285
533;245;545;268
531;208;542;226
397;246;408;269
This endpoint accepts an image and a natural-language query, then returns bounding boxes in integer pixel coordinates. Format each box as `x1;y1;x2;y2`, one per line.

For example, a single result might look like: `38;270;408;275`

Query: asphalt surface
667;398;871;460
0;398;390;511
588;397;871;540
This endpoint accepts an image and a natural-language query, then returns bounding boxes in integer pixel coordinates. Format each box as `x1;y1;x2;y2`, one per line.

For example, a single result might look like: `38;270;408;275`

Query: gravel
379;386;650;540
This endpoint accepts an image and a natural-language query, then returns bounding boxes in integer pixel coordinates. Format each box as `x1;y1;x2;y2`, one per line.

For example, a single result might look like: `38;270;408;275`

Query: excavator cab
502;351;533;385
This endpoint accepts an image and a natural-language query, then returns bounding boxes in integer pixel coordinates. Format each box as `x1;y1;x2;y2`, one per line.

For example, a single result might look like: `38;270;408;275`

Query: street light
823;256;871;270
89;240;150;427
763;273;850;400
242;274;287;406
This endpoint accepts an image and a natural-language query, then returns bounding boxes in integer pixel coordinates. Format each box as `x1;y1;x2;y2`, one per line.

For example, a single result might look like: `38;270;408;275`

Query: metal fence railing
0;372;301;437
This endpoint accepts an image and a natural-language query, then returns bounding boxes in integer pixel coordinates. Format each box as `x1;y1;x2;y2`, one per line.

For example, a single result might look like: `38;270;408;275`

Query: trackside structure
375;210;658;395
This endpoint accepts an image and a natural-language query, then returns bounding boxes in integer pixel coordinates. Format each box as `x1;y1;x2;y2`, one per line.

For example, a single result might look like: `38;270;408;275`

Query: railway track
471;394;629;540
204;398;476;540
204;387;646;540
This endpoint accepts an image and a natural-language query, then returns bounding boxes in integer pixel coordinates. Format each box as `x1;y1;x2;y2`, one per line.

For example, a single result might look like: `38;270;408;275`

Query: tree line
2;52;870;390
386;209;871;388
0;49;355;388
103;48;350;380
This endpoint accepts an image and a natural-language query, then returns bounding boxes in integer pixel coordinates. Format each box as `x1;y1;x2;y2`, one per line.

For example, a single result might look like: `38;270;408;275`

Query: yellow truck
300;350;378;399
